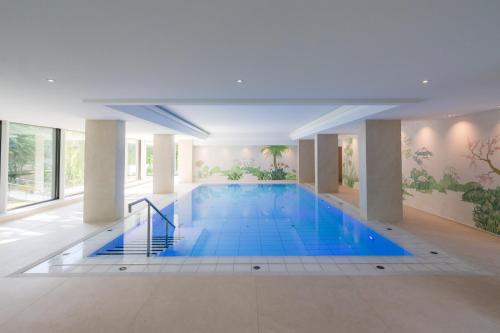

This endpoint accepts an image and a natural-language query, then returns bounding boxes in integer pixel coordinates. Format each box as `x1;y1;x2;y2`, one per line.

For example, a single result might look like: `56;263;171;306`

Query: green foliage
224;166;244;180
209;166;222;176
8;134;35;182
406;168;439;193
286;170;297;180
198;165;210;178
270;168;287;180
261;145;289;168
438;167;460;192
342;137;358;188
462;186;500;235
64;138;84;188
343;174;358;188
146;144;153;176
196;145;295;181
242;166;271;180
412;147;433;166
402;135;500;235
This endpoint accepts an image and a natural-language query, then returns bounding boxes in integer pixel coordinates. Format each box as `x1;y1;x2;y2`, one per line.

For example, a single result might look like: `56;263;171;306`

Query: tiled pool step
94;236;183;256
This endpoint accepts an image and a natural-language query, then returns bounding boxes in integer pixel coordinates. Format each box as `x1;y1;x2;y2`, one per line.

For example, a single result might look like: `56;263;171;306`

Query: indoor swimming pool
91;184;411;257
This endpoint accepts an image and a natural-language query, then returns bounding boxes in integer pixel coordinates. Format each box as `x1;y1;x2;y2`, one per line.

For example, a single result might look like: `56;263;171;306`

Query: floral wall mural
401;109;499;234
193;145;297;182
340;135;359;189
327;112;499;234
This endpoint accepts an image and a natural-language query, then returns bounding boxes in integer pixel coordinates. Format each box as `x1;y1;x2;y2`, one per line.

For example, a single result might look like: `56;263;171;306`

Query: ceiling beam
289;105;399;140
108;105;210;139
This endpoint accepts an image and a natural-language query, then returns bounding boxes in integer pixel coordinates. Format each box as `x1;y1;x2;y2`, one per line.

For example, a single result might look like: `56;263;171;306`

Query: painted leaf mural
402;111;499;234
193;145;297;182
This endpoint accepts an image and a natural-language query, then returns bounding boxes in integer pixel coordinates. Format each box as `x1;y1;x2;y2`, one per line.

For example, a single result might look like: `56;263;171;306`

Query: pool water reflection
92;184;412;257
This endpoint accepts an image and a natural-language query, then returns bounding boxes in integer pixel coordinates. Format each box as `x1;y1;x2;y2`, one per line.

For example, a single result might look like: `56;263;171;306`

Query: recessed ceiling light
47;78;56;83
421;79;429;85
236;79;243;84
447;114;455;118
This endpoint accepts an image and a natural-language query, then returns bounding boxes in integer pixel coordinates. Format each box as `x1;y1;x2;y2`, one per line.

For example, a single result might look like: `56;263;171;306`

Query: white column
153;134;175;193
315;134;339;193
358;120;402;222
83;120;125;223
298;139;315;184
0;121;9;212
178;140;193;183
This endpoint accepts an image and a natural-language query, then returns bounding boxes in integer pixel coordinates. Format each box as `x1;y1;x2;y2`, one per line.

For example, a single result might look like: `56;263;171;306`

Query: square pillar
314;134;339;193
178;140;193;183
358;120;402;222
298;139;315;184
153;134;175;193
84;120;125;223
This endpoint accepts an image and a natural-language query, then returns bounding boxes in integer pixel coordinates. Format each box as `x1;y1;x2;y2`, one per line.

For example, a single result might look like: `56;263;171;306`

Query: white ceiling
1;0;499;140
167;104;336;134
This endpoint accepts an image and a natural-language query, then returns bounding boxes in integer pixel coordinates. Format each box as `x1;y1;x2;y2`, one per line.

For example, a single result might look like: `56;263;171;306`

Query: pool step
95;236;183;256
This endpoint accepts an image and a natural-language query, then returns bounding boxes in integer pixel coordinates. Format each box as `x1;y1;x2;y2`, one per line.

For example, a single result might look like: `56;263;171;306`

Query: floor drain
430;251;439;255
107;229;112;231
291;224;295;227
119;266;127;271
62;253;70;256
386;228;392;231
253;265;261;270
376;265;385;270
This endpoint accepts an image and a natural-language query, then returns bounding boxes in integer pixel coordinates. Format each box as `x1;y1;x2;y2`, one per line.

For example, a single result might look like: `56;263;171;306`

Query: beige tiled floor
1;183;500;332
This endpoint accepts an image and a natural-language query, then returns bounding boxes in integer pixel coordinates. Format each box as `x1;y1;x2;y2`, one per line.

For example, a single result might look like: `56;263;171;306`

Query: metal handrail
128;198;175;257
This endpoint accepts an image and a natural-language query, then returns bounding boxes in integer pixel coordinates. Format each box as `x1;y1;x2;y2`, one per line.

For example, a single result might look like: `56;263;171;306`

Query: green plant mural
261;145;294;181
402;134;500;235
194;145;297;182
462;186;500;234
261;145;288;169
223;165;244;180
463;135;500;233
342;137;358;188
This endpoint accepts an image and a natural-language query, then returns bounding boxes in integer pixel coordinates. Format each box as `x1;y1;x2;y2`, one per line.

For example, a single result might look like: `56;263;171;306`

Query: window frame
6;122;61;210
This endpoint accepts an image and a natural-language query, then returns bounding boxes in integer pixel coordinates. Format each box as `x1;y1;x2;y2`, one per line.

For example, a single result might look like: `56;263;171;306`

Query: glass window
8;123;57;209
127;139;139;181
146;143;153;177
64;130;85;195
175;144;179;176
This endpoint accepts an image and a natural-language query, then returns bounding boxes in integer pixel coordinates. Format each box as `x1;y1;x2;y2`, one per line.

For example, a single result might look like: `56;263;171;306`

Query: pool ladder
128;198;176;257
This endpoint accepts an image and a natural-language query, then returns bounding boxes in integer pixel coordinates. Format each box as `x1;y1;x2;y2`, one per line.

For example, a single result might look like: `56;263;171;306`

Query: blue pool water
92;184;411;257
